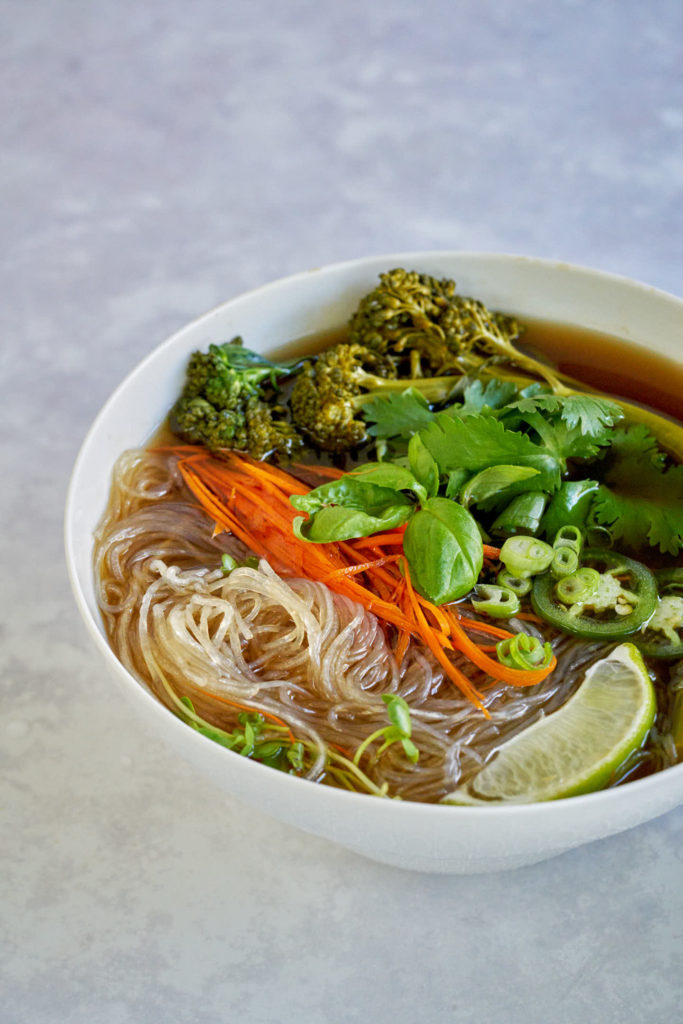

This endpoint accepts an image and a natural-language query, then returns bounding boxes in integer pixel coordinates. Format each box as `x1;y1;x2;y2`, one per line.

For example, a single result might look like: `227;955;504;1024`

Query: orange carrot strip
395;630;411;663
482;543;501;559
403;567;486;710
352;528;408;549
322;554;403;582
290;462;346;480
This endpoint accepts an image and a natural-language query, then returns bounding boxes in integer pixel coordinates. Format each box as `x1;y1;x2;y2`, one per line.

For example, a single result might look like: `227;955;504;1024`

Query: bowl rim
64;248;683;821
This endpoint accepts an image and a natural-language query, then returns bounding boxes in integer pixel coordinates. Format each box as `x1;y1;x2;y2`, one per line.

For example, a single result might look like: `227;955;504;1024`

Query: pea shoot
353;695;419;767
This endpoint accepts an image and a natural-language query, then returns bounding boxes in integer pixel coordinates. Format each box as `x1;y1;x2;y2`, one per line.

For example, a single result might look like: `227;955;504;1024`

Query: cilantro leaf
501;392;619;466
457;378;518;416
591;426;683;555
505;393;623;436
505;409;611;464
361;387;436;440
418;412;562;492
361;378;519;441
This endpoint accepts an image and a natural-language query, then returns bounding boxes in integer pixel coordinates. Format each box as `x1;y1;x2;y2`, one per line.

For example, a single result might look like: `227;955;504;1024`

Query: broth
271;319;683;422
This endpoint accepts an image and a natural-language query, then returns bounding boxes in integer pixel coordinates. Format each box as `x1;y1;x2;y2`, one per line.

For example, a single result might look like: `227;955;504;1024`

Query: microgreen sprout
221;553;259;575
179;697;303;772
352;694;419;766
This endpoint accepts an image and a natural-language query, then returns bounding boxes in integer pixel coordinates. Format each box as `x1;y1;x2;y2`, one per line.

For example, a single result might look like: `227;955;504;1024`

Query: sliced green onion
553;524;583;554
496;569;532;597
496;632;554;670
500;535;554;579
471;584;521;619
555;567;601;605
551;545;580;579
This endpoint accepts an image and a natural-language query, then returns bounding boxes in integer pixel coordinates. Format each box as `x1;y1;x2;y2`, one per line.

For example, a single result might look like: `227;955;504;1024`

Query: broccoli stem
479;364;683;462
351;371;462;408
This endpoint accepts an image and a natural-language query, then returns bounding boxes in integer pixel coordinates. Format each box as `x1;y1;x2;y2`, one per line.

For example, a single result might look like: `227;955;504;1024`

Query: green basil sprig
403;497;483;604
291;477;414;542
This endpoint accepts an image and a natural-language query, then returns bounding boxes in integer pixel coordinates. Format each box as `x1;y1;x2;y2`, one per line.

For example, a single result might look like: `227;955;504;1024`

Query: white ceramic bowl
65;252;683;874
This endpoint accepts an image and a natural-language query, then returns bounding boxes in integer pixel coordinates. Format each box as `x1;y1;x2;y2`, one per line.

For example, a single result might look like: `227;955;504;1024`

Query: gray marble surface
2;1;682;1021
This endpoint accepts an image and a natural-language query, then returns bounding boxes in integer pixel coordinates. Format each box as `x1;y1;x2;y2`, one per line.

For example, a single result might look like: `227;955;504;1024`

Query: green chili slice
531;548;658;640
637;569;683;659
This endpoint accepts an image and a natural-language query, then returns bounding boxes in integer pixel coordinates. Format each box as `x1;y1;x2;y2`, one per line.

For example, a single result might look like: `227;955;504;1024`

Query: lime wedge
444;643;656;805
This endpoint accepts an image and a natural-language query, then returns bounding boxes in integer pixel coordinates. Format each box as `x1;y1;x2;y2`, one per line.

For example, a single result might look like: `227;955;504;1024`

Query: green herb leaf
457;378;518;416
591;426;683;554
403;497;484;604
504;393;623;436
418;412;562;490
445;468;470;499
408;434;440;498
361;387;436;440
353;694;420;767
291;476;413;516
293;503;413;543
541;479;599;539
382;694;413;735
350;461;427;502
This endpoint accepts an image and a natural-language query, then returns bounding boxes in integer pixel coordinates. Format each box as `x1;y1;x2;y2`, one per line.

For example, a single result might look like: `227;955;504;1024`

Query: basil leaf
459;464;540;508
293;502;413;542
403;497;483;604
290;477;413;517
349;462;426;502
408;434;440;498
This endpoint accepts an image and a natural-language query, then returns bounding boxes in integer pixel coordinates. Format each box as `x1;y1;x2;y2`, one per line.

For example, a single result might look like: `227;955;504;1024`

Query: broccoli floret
348;268;528;378
290;342;461;452
170;338;302;459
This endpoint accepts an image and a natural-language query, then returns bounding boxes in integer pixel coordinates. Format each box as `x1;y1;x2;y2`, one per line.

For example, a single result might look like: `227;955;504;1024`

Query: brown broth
270;319;683;420
521;320;683;422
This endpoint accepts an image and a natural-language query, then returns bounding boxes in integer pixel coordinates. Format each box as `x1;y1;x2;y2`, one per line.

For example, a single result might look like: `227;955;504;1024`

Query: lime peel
443;643;656;805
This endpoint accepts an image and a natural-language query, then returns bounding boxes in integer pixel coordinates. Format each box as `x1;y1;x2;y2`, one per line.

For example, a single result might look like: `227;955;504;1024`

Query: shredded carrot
403;566;487;711
171;447;557;708
323;553;403;582
395;629;411;664
353;528;408;549
290;462;346;480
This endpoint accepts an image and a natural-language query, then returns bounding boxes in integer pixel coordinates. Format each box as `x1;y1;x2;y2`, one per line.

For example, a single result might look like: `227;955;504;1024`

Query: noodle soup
93;283;683;806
